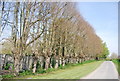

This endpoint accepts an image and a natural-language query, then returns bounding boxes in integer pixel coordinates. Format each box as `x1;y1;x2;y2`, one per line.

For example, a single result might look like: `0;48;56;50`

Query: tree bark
45;56;50;70
55;57;59;69
59;57;62;66
28;56;33;70
32;59;37;73
14;54;21;76
62;57;65;66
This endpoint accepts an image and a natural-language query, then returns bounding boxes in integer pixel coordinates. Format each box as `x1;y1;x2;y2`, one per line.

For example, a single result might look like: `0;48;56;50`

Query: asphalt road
81;61;118;79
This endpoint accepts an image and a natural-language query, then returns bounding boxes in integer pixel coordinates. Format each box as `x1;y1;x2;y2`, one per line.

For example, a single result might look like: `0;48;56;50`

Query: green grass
14;60;103;79
112;59;120;75
2;75;14;78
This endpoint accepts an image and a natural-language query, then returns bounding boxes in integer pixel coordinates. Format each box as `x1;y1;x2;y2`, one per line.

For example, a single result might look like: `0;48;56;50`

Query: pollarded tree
1;2;55;74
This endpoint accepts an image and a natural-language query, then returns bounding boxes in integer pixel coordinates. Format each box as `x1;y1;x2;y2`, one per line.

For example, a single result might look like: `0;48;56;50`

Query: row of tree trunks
0;53;96;74
30;55;96;72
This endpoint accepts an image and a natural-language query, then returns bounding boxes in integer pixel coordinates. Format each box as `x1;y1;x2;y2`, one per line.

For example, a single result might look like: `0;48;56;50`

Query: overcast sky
77;2;118;54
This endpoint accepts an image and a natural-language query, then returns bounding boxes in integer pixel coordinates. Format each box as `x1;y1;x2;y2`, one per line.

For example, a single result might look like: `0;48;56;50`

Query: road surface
81;61;118;79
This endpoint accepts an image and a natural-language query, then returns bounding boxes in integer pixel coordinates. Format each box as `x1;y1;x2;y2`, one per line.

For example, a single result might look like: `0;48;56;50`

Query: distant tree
110;52;118;59
101;42;109;58
0;40;13;54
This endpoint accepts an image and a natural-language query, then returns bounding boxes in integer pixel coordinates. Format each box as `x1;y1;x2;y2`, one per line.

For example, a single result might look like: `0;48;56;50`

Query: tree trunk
39;56;45;68
65;58;69;64
73;58;76;64
59;57;62;66
0;54;5;70
55;59;59;69
45;56;50;70
81;58;84;63
50;57;53;68
14;54;21;76
76;58;78;64
28;56;33;70
19;57;23;71
79;58;81;63
62;57;65;66
32;59;37;73
25;56;29;70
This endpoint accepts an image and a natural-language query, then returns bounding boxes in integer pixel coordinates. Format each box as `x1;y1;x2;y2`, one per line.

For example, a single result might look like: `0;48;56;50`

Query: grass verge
13;60;103;79
112;59;120;75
